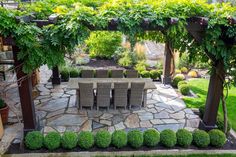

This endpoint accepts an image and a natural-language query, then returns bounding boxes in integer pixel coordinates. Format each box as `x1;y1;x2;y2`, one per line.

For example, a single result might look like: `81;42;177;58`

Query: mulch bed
5;134;236;154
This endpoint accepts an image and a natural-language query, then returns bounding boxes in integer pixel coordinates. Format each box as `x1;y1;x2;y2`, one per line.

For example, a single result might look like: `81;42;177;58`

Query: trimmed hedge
177;81;187;89
150;70;161;80
95;130;111;148
208;129;226;147
193;130;210;148
112;130;127;149
61;131;78;149
78;131;94;150
179;84;190;95
44;132;61;150
172;74;185;87
160;129;176;148
143;129;160;147
127;130;143;149
176;129;192;147
25;131;43;150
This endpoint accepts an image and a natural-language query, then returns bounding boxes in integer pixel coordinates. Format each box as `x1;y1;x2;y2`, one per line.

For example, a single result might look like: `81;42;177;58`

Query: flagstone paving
33;81;201;134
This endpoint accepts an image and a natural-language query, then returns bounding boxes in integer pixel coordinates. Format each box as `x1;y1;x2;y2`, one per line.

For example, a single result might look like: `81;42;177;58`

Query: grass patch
182;78;236;131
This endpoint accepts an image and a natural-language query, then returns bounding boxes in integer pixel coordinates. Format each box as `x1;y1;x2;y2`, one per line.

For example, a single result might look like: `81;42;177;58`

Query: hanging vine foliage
0;0;235;76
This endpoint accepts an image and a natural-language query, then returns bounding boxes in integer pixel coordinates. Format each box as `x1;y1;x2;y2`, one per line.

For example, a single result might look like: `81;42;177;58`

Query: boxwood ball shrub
143;129;160;147
175;69;181;74
193;130;210;148
172;74;185;87
160;129;177;148
177;81;187;89
181;67;188;74
208;129;226;147
78;131;94;150
179;84;190;95
176;129;192;147
25;131;43;150
140;70;150;78
95;130;111;148
150;70;160;80
61;131;78;149
44;131;61;150
127;130;143;149
112;130;127;148
187;70;198;78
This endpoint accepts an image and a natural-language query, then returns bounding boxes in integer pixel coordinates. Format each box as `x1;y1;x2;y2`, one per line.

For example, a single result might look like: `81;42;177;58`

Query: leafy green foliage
160;129;177;148
95;130;111;148
0;99;6;109
112;130;127;149
140;70;150;78
193;130;210;148
176;129;192;148
172;74;185;87
179;84;190;95
61;131;78;149
208;129;226;147
78;131;94;150
143;129;160;147
127;130;143;149
43;132;61;150
86;31;122;59
150;70;161;80
25;131;43;150
177;81;187;89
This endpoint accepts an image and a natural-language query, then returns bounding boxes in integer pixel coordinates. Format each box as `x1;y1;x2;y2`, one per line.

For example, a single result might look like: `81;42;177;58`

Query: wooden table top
67;78;156;90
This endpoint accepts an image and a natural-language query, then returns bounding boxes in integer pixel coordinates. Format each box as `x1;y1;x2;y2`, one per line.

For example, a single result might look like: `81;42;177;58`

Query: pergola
1;14;236;134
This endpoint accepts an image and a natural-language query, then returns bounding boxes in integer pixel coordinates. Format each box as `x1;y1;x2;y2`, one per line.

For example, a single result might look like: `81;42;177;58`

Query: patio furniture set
67;69;157;110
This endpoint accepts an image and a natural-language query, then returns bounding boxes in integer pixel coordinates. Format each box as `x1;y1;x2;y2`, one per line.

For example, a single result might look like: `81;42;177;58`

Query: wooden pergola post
12;45;38;133
162;41;173;84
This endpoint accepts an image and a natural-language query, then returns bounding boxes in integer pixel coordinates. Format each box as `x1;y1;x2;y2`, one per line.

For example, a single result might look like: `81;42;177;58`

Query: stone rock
154;123;184;132
100;113;113;120
108;126;115;133
169;111;185;119
54;126;66;133
138;112;153;121
140;121;152;128
150;119;164;125
44;126;56;133
154;111;169;119
47;115;87;126
40;98;68;112
36;111;47;120
37;86;50;92
145;108;157;113
114;122;126;130
186;119;200;128
124;114;140;128
112;115;124;125
184;108;194;114
186;114;199;119
100;120;112;126
46;109;65;119
88;110;103;118
162;119;179;124
92;121;105;130
80;120;92;131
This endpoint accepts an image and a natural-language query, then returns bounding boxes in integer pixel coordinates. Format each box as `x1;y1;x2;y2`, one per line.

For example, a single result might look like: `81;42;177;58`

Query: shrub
188;70;198;78
61;131;78;149
143;129;160;147
160;129;177;148
127;130;143;149
78;131;94;150
216;116;231;134
86;31;122;59
181;67;188;74
69;68;81;78
179;84;190;95
118;52;133;67
95;130;111;148
150;70;161;80
208;129;226;147
175;69;182;74
172;74;185;87
0;98;6;109
135;61;148;73
60;68;70;81
193;130;210;148
25;131;43;150
112;130;127;149
177;81;187;89
176;129;192;147
44;132;61;150
140;70;150;78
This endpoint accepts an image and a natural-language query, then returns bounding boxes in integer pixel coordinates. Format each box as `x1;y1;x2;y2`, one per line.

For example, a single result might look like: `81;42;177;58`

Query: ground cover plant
182;78;236;131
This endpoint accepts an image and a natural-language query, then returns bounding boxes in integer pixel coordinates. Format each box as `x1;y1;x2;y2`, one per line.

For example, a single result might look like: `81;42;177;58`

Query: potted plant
0;98;9;124
0;115;3;139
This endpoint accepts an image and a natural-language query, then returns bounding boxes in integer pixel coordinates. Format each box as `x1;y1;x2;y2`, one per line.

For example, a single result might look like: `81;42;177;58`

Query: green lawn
182;78;236;131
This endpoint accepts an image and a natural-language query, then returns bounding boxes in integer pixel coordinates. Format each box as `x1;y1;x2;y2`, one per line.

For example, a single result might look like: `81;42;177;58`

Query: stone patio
0;65;200;154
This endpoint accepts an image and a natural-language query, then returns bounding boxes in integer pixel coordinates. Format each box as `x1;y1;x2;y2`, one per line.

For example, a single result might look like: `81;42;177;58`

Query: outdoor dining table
67;78;157;107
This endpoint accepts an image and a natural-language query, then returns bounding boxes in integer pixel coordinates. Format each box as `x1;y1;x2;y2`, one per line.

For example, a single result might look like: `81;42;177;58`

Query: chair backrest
111;70;124;78
78;83;94;107
81;70;94;78
96;69;109;78
126;70;138;78
97;82;111;107
130;82;145;106
114;82;128;107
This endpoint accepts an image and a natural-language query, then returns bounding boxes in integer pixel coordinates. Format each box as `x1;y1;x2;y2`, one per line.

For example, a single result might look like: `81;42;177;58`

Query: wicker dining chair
81;70;94;78
111;70;124;78
96;69;109;78
129;82;145;109
126;70;138;78
96;82;111;110
114;82;128;110
78;83;94;110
